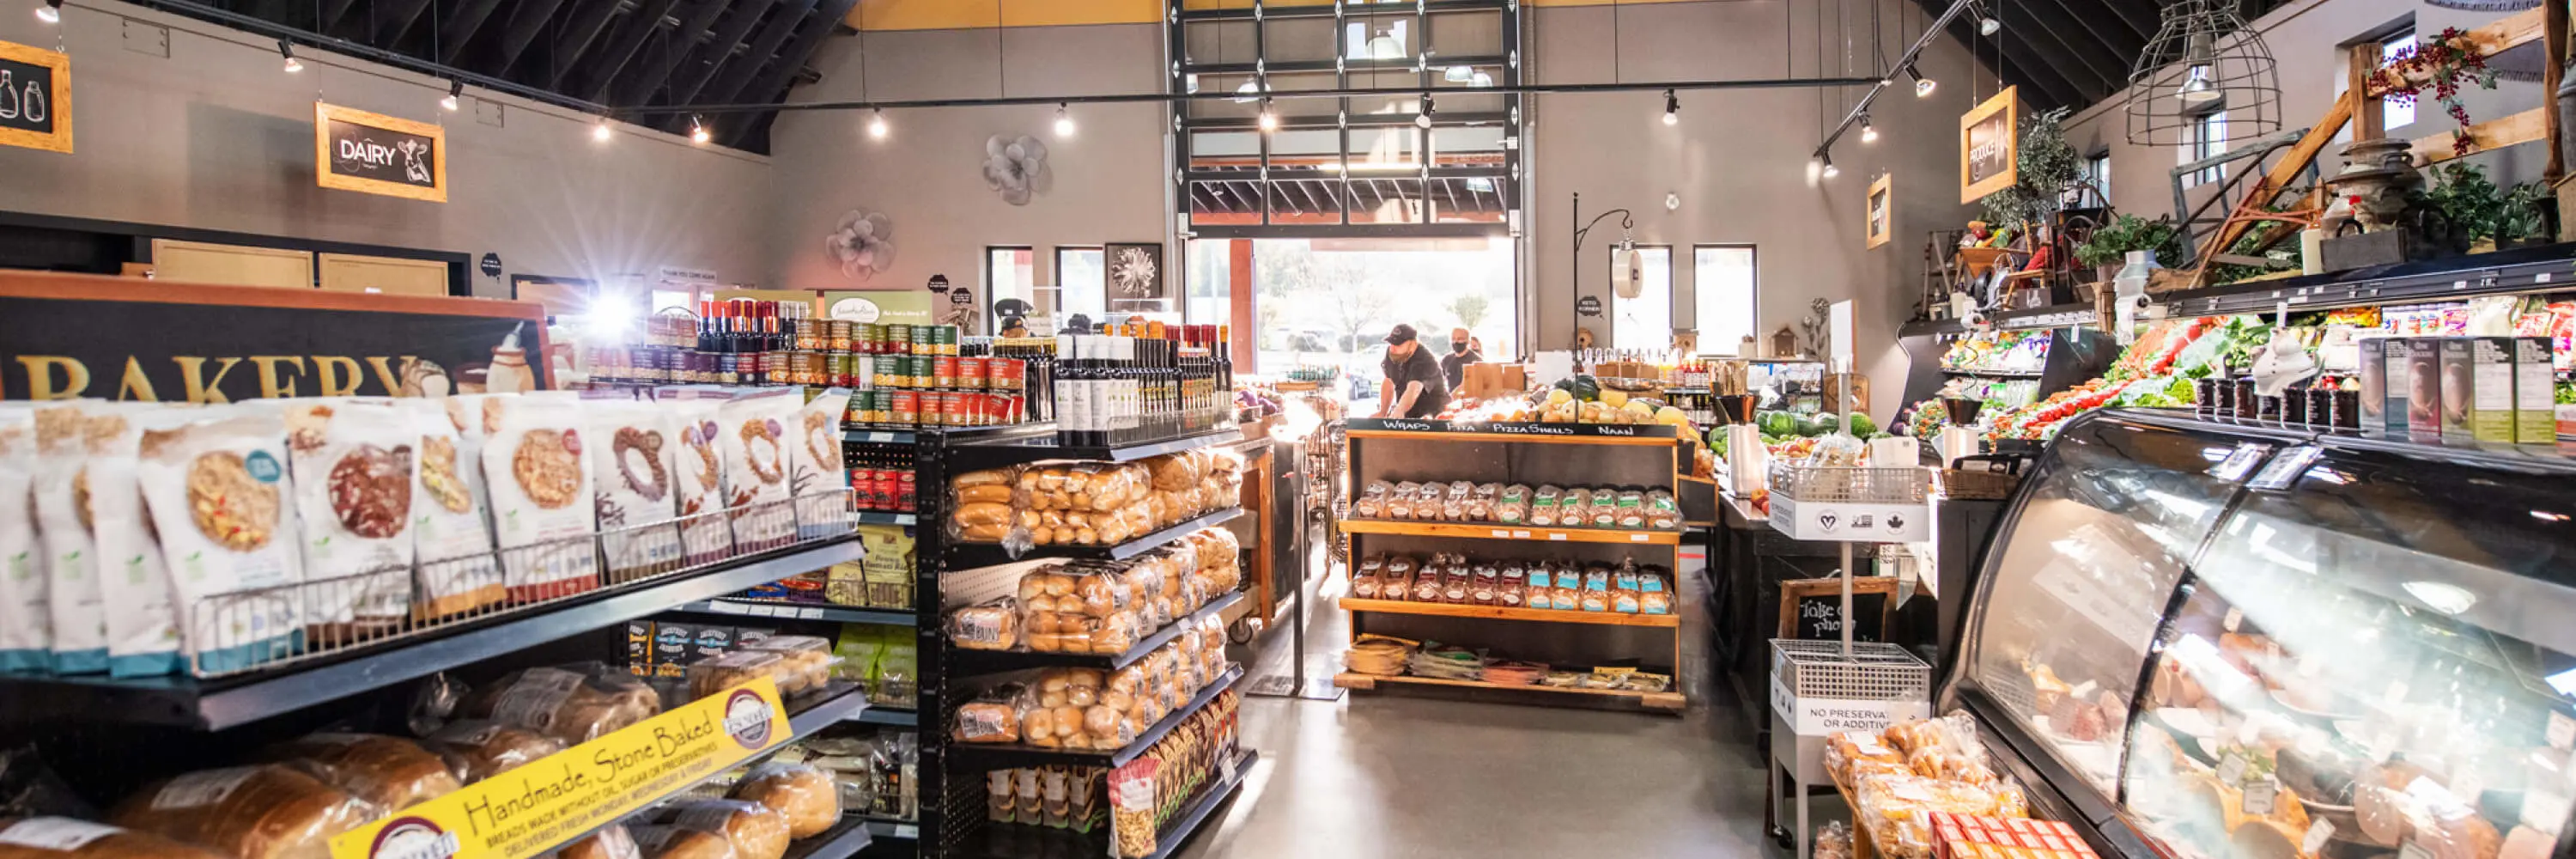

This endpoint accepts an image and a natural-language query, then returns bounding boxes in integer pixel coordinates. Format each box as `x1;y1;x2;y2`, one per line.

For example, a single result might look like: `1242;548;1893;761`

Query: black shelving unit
944;665;1245;771
784;816;878;859
947;591;1244;673
949;426;1243;466
1895;326;2116;420
948;749;1258;859
857;708;919;727
944;507;1247;568
677;597;918;627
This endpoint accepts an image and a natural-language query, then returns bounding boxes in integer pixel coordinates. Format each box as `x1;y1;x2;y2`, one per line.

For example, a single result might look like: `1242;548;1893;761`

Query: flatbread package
283;399;417;643
665;399;732;566
31;403;103;674
789;389;854;540
88;405;181;677
716;391;801;551
587;397;684;579
0;405;47;673
137;406;306;674
482;393;600;603
402;399;505;620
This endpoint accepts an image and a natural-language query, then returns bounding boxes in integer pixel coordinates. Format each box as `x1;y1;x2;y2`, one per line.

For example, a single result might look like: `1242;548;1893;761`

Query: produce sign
0;40;71;154
1959;87;2018;204
329;679;791;859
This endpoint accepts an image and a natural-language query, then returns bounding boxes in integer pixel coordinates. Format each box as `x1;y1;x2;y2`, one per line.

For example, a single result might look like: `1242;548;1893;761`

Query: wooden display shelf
1340;519;1683;545
1333;672;1686;711
1339;597;1680;628
1344;429;1678;447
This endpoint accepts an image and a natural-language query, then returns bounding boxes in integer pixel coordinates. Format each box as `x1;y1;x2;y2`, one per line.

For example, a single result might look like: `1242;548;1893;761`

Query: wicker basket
1940;467;2022;500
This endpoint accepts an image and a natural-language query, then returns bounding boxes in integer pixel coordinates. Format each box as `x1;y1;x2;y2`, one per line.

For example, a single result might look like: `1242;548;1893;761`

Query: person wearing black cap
999;316;1030;338
1376;323;1449;418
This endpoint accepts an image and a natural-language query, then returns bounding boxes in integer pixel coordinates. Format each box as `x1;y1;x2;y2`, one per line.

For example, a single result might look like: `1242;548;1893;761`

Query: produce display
1941;330;2051;374
947;632;1232;751
947;449;1244;547
1905;317;2233;444
941;528;1240;655
1340;633;1672;691
1349;552;1674;615
1826;713;2033;859
1347;481;1680;531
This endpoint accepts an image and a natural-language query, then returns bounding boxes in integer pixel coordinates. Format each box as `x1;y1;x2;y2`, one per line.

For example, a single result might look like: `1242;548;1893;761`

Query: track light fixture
592;118;613;142
1817;149;1838;179
690;115;711;145
1054;103;1076;137
35;0;62;24
1860;116;1879;143
1979;15;2000;35
279;40;302;73
1907;64;1935;98
1662;89;1679;125
1416;94;1434;129
440;81;462;113
867;108;889;139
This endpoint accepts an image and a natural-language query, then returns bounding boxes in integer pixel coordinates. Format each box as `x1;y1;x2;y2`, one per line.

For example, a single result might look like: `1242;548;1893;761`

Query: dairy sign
316;102;447;203
329;679;791;859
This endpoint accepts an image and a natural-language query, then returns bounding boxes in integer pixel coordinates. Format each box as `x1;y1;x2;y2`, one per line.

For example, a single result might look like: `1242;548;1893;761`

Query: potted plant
2075;214;2183;283
2500;180;2557;248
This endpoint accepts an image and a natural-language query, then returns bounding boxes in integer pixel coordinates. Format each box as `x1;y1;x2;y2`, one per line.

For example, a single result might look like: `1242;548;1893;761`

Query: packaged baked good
946;597;1020;651
1384;482;1419;520
460;664;659;746
84;405;181;677
1589;490;1623;527
729;762;840;838
280;399;418;640
1438;481;1470;521
715;390;803;551
1145;451;1202;493
1551;565;1581;611
1638;571;1673;615
660;397;734;565
1826;731;1906;784
1409;563;1442;601
645;800;789;859
1468;564;1498;605
1439;567;1470;605
953;683;1033;744
1613;490;1646;528
481;393;601;602
399;400;505;620
32;404;104;673
789;389;854;540
0;817;228;859
0;407;42;673
418;720;564;783
1854;774;2021;859
585;398;685;579
267;733;460;813
1496;567;1525;607
627;824;735;859
689;649;786;699
110;765;380;859
1352;480;1390;519
1528;485;1562;527
739;635;836;694
136;405;305;674
550;825;640;859
1493;484;1529;525
1645;490;1681;530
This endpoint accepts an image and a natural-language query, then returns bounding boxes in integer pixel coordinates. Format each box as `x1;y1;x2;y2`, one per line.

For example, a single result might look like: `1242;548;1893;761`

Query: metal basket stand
1766;638;1932;859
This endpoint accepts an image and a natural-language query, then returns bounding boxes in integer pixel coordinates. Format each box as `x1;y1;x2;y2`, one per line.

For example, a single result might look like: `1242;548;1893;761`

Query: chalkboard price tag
0;40;72;154
315;102;447;202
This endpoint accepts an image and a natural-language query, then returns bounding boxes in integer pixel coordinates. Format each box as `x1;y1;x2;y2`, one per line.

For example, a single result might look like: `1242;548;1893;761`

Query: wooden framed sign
1778;576;1898;643
1959;86;2019;204
1866;173;1893;249
315;101;447;202
0;40;72;154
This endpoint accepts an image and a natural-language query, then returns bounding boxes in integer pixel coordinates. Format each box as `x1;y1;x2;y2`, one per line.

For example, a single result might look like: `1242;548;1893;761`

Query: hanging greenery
1978;108;2080;228
2379;27;2497;156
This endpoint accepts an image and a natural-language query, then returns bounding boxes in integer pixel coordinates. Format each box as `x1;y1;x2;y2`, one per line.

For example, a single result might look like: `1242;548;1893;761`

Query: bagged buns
0;817;228;859
110;765;378;859
419;721;565;783
266;733;461;812
729;763;840;838
643;801;788;859
460;665;659;746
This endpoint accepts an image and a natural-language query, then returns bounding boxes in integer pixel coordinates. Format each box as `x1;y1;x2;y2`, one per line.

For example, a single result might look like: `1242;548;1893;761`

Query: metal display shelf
1940;368;2044;378
1338;597;1681;628
855;707;918;727
2157;240;2576;318
944;665;1245;770
1338;519;1683;545
1899;303;2100;337
853;511;919;526
787;684;877;734
679;598;917;626
781;816;877;859
950;748;1255;859
951;426;1242;466
861;818;920;841
0;539;865;729
846;424;1060;447
945;508;1246;567
949;591;1246;674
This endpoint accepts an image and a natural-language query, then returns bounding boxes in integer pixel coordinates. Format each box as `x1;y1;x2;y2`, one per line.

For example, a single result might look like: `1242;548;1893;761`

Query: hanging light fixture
35;0;62;24
439;81;463;113
1662;89;1680;125
2127;0;2279;146
1365;27;1403;61
690;115;711;145
2174;32;2221;105
867;108;889;139
1257;98;1279;132
1470;70;1492;88
1443;64;1474;82
1819;149;1839;179
1416;94;1434;129
1906;64;1933;98
1232;78;1262;103
1054;103;1076;137
279;40;302;73
1861;116;1879;143
592;117;613;142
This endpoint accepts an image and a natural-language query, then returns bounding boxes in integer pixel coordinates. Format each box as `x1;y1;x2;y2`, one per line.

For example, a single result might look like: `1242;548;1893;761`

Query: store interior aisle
1178;547;1789;858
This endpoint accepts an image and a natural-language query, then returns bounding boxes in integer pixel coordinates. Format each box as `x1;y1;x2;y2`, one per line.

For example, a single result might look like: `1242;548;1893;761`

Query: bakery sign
329;679;792;859
0;40;72;154
317;102;447;202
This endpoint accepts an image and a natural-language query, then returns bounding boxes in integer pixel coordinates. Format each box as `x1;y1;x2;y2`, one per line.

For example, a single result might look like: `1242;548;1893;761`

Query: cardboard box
1462;362;1528;400
627;621;654;675
2383;337;2416;432
2438;338;2475;440
652;621;695;668
2518;337;2556;443
2358;338;2389;430
1929;813;2099;859
688;624;735;663
2405;338;2444;435
2458;337;2517;442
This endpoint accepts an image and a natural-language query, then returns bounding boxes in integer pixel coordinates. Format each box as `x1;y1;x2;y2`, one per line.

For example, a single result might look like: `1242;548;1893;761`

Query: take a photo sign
316;101;447;202
1959;86;2018;204
0;40;71;154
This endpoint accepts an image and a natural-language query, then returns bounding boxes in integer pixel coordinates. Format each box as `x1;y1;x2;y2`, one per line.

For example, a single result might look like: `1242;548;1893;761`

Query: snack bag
401;399;505;620
0;406;45;672
137;406;306;674
283;399;420;642
482;393;601;601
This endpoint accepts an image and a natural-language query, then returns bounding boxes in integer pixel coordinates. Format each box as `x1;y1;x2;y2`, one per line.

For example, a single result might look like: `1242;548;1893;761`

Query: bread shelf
854;707;918;727
0;538;866;730
945;507;1246;567
852;510;919;526
782;814;878;859
1333;672;1686;711
1340;519;1683;545
1338;597;1681;628
679;598;917;627
944;664;1245;770
951;749;1255;859
949;590;1246;674
860;817;920;841
1344;429;1680;447
953;425;1243;465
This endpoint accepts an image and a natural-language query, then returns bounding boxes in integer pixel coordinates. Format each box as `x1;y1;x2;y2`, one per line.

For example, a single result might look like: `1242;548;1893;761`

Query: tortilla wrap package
136;406;306;674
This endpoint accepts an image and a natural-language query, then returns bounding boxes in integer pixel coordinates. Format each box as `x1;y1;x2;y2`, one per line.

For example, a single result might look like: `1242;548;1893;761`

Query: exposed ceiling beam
574;0;683;97
2016;0;2142;85
721;0;858;145
1977;9;2114;104
436;0;507;64
1948;14;2079;109
493;0;573;77
699;0;817;108
659;0;775;130
546;0;629;88
615;0;730;105
319;0;359;35
2103;0;2162;46
370;0;438;48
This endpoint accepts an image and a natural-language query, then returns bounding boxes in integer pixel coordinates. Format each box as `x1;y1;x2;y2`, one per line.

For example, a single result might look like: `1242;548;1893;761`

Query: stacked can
841;323;1027;429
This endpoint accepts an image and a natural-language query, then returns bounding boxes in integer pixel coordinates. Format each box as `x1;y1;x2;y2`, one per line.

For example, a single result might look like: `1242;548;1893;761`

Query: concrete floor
1174;545;1811;859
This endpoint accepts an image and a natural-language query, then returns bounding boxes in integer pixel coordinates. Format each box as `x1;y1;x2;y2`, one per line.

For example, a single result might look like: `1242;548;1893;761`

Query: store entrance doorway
1190;235;1516;406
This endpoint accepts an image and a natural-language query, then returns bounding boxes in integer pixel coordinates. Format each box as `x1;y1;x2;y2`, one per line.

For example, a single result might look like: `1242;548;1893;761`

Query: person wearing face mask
1438;326;1484;393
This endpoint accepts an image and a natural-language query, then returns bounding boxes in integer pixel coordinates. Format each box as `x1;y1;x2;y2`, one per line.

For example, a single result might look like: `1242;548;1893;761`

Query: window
1692;246;1757;356
1054;247;1105;324
1610;246;1673;353
2181;112;2227;188
2079;154;2111;208
2380;31;2416;129
985;247;1034;332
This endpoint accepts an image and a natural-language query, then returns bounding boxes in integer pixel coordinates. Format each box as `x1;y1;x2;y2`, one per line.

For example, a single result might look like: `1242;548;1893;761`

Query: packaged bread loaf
460;664;659;746
419;720;564;783
951;683;1032;744
945;597;1020;651
688;650;785;699
111;765;379;859
1527;485;1561;526
0;817;228;859
1352;481;1390;519
548;824;640;859
728;763;840;838
738;635;835;694
627;825;734;859
267;733;461;812
642;801;788;859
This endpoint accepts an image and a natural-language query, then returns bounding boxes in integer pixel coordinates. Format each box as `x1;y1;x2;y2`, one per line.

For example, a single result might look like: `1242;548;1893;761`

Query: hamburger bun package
137;405;307;674
663;399;732;566
715;391;801;551
280;399;418;642
586;397;684;579
86;405;182;677
31;403;104;674
789;389;854;540
482;393;600;602
0;405;49;673
400;399;505;620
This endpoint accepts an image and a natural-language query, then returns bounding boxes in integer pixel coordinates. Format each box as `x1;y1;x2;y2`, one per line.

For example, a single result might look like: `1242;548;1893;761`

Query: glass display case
1947;408;2576;859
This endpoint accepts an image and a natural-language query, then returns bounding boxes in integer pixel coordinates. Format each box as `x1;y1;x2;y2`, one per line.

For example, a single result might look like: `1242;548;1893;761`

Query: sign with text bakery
329;679;791;859
0;40;72;154
317;102;447;202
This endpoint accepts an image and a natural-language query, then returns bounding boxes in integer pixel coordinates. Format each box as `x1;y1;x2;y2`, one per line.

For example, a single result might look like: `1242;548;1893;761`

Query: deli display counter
1945;407;2576;859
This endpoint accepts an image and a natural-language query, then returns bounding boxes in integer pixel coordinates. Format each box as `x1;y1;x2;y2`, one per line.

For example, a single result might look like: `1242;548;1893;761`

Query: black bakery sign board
0;283;546;402
315;102;446;202
0;40;71;154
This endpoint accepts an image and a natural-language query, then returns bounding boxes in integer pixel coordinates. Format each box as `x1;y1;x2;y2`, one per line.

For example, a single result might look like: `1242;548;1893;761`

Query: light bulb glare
1662;89;1679;125
1916;77;1935;98
592;119;613;142
34;1;59;24
867;109;889;139
1861;120;1879;143
1979;16;2000;35
1257;99;1279;132
1054;103;1075;137
690;116;711;145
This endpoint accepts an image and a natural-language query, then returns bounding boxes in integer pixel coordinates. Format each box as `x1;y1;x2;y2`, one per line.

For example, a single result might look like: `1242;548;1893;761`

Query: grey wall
0;1;772;295
1528;0;1994;421
763;24;1171;295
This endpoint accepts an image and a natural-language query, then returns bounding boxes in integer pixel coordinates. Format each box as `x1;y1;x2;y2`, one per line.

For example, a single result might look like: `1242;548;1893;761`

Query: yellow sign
329;679;792;859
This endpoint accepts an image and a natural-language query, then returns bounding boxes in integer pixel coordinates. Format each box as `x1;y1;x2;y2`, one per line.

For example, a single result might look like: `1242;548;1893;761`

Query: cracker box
688;624;736;663
2357;338;2390;430
2404;338;2444;435
652;621;695;669
2518;337;2556;443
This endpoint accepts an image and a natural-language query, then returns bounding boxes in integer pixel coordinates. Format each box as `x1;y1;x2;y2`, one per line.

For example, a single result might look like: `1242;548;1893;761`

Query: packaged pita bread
400;399;504;620
788;389;854;540
136;406;306;674
716;391;800;551
481;393;599;602
664;399;732;567
587;397;684;579
0;405;48;673
281;399;417;643
31;403;104;674
87;405;181;677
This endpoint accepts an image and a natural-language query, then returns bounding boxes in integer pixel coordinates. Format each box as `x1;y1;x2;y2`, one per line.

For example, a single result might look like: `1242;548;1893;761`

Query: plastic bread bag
688;650;787;700
952;682;1034;744
738;635;837;694
1376;558;1413;602
660;399;733;566
82;405;182;677
1552;566;1583;611
1645;490;1682;530
626;823;736;859
584;397;685;579
947;596;1021;651
1527;484;1561;526
1144;450;1202;492
644;799;790;859
1409;563;1443;602
1109;758;1158;857
949;466;1020;546
1814;821;1853;859
1352;480;1391;519
1466;483;1499;521
1383;481;1419;520
1614;490;1647;528
728;762;841;838
264;733;460;813
418;720;564;783
30;404;103;673
1826;731;1907;784
1203;446;1244;490
1191;527;1239;575
1351;556;1384;599
481;393;602;602
279;399;419;640
398;400;505;620
1496;568;1525;607
109;765;381;859
1591;490;1625;528
135;405;307;675
714;389;804;551
548;824;641;859
1493;484;1529;524
788;388;854;539
1439;481;1471;521
460;663;660;746
0;407;45;673
1638;570;1674;615
0;817;229;859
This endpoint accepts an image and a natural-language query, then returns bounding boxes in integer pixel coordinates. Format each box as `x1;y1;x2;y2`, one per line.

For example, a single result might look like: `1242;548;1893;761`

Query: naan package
137;407;305;674
482;393;600;602
0;405;46;673
402;399;504;620
31;403;103;674
665;399;732;566
716;390;802;551
89;405;182;677
587;397;683;578
790;389;854;540
283;399;418;642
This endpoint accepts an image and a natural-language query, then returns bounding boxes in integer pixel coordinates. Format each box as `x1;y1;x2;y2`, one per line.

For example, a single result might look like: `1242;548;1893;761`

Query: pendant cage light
2125;0;2281;147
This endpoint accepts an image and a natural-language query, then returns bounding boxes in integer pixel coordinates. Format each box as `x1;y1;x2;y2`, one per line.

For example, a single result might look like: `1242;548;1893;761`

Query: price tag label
1491;529;1511;539
1511;530;1531;539
797;607;823;620
2243;778;2279;815
2222;607;2243;633
893;825;918;839
1219;752;1239;783
2217;754;2248;784
1548;533;1568;541
2548;711;2575;752
1630;533;1649;542
2301;820;2336;856
2540;272;2555;283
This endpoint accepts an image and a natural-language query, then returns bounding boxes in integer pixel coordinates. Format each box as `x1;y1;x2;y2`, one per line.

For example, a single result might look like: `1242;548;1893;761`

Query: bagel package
266;733;461;812
418;719;565;783
728;762;841;838
788;389;854;540
661;398;733;566
460;664;660;746
586;398;685;579
0;407;42;673
136;405;306;675
641;800;789;859
401;399;505;620
716;390;802;551
282;399;420;642
110;765;379;859
482;393;601;602
0;817;228;859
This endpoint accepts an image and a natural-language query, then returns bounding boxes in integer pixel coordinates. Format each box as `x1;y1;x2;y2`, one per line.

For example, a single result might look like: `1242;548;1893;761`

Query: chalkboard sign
0;40;71;154
315;102;447;202
1959;86;2018;204
1778;576;1897;642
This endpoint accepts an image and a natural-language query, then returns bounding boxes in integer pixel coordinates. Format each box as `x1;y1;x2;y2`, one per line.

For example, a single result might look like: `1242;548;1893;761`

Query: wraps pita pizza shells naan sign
316;102;447;203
